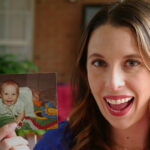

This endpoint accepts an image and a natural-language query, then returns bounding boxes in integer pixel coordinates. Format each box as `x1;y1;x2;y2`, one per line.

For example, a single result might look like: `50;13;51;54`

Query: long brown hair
66;0;150;149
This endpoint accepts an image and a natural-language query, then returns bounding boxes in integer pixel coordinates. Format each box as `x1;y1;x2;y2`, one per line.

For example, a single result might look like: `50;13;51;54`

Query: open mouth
104;97;134;116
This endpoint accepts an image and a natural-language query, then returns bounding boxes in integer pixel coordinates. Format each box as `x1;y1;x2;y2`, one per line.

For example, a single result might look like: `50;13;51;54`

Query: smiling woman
87;24;150;131
34;0;150;150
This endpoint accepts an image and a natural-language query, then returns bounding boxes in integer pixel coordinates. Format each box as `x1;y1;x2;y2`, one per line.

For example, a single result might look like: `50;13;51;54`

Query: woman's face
87;24;150;129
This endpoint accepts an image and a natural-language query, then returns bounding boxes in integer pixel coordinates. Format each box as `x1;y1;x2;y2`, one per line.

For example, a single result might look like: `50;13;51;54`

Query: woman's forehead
87;24;139;56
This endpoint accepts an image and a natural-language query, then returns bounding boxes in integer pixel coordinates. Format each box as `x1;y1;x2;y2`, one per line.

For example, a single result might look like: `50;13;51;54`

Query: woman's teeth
106;97;132;105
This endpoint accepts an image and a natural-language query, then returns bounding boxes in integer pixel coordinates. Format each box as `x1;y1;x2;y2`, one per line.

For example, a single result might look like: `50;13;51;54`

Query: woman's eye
91;59;107;67
125;59;141;67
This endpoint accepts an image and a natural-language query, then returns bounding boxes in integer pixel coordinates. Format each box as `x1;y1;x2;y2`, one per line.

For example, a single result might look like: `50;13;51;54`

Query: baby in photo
0;80;25;127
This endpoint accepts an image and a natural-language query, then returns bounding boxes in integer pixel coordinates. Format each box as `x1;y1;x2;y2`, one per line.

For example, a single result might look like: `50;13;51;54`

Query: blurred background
0;0;123;83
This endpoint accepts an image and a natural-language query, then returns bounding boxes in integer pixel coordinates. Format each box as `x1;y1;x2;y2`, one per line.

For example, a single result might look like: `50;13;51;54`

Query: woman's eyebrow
124;54;141;59
88;53;104;59
87;53;141;59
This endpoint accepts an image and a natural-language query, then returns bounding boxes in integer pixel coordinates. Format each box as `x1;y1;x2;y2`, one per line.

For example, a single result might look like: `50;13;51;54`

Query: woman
34;0;150;149
0;123;30;150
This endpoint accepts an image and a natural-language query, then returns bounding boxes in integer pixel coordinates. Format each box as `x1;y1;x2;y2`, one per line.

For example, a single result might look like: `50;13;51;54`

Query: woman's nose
105;67;125;91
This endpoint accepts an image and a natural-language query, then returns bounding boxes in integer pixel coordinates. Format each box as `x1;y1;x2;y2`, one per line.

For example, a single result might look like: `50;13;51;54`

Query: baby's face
1;85;18;106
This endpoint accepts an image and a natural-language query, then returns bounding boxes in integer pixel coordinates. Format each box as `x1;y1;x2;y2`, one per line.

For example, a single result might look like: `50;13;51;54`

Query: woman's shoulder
33;121;71;150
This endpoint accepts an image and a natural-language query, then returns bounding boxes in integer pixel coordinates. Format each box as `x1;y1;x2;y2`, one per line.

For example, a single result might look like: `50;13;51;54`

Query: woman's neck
111;113;150;150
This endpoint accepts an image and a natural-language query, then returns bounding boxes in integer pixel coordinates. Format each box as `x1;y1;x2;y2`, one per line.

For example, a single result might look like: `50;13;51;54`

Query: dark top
33;121;71;150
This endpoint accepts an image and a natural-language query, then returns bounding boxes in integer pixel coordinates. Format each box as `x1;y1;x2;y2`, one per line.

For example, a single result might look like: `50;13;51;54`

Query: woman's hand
0;123;30;150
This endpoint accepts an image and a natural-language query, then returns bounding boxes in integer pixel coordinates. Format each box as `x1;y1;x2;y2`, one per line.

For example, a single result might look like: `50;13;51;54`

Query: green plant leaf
0;54;38;74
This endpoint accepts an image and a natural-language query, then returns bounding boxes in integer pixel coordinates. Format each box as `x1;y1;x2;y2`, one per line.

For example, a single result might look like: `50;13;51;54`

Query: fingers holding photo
10;145;30;150
0;136;29;150
0;123;30;150
0;123;17;141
